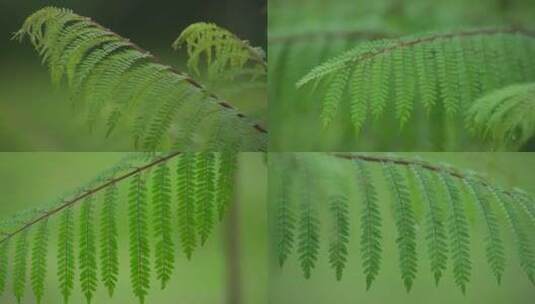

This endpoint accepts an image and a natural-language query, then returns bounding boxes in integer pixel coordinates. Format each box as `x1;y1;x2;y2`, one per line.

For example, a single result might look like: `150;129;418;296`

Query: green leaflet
13;230;30;304
273;158;295;267
354;159;382;290
15;7;267;151
152;162;175;289
79;196;98;303
31;219;49;304
327;195;350;281
297;162;320;279
100;183;119;297
383;162;418;292
410;165;447;285
177;153;197;259
464;178;505;284
0;240;9;296
128;173;150;304
58;208;75;304
438;171;471;293
296;28;535;138
195;152;217;245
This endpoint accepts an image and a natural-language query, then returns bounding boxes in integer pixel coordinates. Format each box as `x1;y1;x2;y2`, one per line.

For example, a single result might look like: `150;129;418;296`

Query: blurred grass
268;152;535;304
0;152;267;304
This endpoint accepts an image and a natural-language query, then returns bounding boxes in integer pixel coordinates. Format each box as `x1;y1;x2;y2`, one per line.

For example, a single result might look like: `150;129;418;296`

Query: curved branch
0;152;181;245
269;29;395;44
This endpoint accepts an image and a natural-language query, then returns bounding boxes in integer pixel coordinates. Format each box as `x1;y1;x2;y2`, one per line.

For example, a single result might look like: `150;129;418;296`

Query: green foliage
383;162;417;292
79;196;98;303
354;159;382;290
100;183;118;297
13;230;29;304
58;208;75;304
0;152;237;303
176;153;197;259
438;171;471;294
128;173;150;304
270;153;535;292
327;195;349;281
173;22;266;83
31;220;49;304
467;82;535;150
297;162;320;279
298;28;535;137
410;165;447;285
15;7;266;151
0;240;9;296
151;162;174;289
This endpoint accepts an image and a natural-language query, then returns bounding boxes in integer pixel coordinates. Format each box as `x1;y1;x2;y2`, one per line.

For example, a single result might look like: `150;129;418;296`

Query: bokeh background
0;0;266;150
268;152;535;304
0;152;267;304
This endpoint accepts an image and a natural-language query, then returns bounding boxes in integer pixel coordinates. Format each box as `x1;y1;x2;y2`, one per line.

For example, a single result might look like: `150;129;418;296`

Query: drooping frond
410;165;447;286
58;208;75;304
353;159;382;290
512;190;535;225
195;153;216;245
273;157;296;267
151;162;175;289
437;171;471;293
327;195;350;281
100;183;119;297
383;162;418;292
128;173;150;304
79;196;98;303
297;162;320;279
173;22;266;82
14;7;267;151
13;230;30;304
31;219;49;304
216;152;237;220
297;28;535;134
489;186;535;284
176;153;197;259
467;82;535;150
0;240;9;296
464;178;505;284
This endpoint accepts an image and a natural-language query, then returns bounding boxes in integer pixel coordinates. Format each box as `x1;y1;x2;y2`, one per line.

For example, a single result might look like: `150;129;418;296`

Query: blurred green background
269;0;535;151
0;0;266;150
0;152;267;304
268;152;535;304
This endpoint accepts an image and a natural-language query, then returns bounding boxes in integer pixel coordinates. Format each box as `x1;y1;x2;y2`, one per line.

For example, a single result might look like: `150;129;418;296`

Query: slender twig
0;152;181;245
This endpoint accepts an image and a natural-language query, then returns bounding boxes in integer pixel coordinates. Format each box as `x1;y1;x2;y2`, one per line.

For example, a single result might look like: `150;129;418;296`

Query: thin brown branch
0;152;181;245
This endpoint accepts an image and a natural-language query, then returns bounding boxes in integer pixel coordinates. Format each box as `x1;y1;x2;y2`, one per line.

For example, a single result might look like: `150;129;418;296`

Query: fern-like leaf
15;7;267;151
383;162;418;292
467;82;535;150
489;186;535;284
31;220;49;304
177;153;197;259
128;173;150;304
100;183;119;297
410;165;447;286
353;159;382;290
58;208;75;304
152;162;175;289
13;230;30;304
438;171;471;293
297;28;535;133
328;195;350;281
79;196;98;303
195;153;216;245
274;160;295;267
0;240;9;296
297;164;320;279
